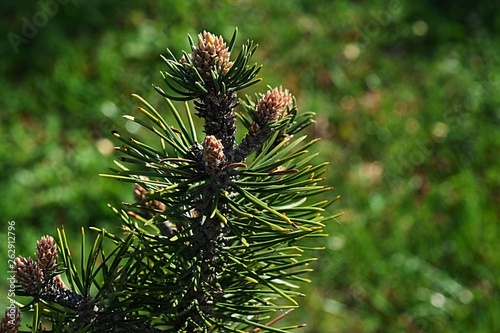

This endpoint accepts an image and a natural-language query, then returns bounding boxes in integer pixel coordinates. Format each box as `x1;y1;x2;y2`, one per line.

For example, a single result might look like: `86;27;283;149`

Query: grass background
1;0;499;332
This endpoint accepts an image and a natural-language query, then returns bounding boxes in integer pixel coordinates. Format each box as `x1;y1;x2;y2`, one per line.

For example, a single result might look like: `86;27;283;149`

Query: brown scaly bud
202;135;227;176
248;122;261;136
133;182;148;202
148;199;166;214
256;87;293;125
36;235;57;273
53;275;68;290
14;256;43;294
0;307;21;333
133;182;166;218
190;31;233;84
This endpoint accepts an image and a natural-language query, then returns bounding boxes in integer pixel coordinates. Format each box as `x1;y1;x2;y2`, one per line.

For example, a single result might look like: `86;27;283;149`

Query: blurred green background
1;0;499;332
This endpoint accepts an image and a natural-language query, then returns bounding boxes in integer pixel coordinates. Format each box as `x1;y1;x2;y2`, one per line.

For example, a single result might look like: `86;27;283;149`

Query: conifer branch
8;29;335;333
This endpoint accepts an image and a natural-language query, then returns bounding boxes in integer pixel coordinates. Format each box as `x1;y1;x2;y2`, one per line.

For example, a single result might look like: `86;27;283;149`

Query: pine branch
8;28;336;333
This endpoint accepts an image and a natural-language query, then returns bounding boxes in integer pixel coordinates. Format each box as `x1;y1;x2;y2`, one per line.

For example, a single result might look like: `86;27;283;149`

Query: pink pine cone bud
36;235;57;273
256;87;294;124
14;256;43;294
202;135;227;176
190;31;233;83
0;307;21;333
